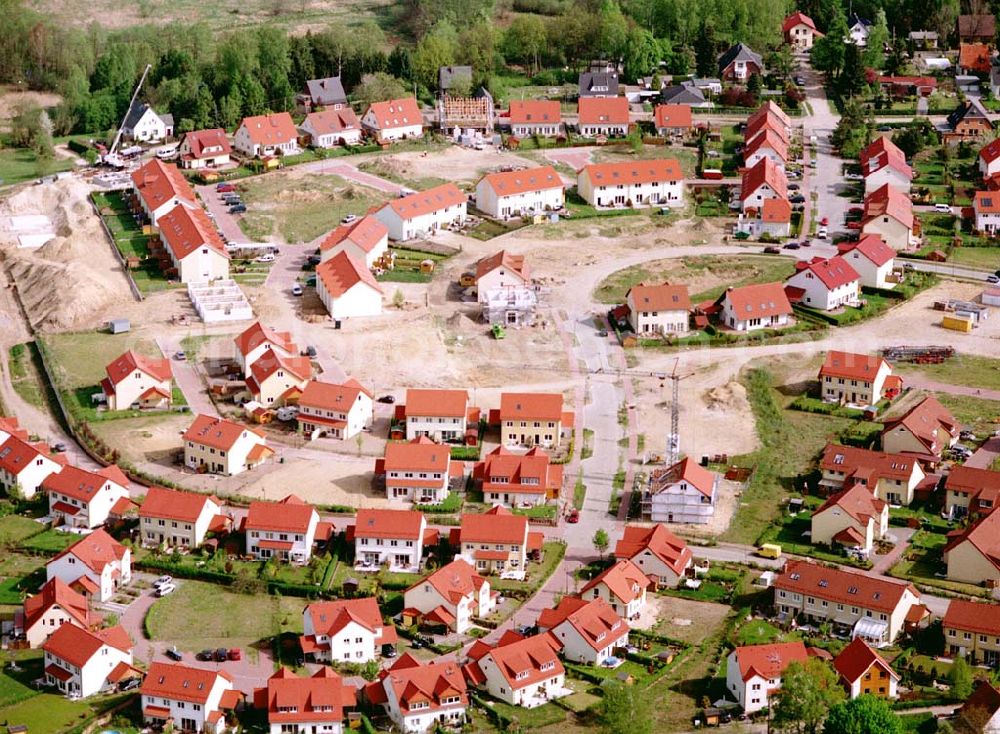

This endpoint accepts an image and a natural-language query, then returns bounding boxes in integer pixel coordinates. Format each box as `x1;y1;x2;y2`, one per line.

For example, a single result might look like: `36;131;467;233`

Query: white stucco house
726;642;809;714
43;624;136;699
374;183;467;241
47;530;132;602
837;235;897;289
141;662;236;734
577;159;683;209
475;167;564;219
122;103;173;142
352;508;427;572
785;256;861;312
315;251;384;319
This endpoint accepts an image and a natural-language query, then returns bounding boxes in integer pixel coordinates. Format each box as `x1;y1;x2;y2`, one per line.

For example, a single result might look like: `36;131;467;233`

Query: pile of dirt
703;381;750;413
1;179;133;330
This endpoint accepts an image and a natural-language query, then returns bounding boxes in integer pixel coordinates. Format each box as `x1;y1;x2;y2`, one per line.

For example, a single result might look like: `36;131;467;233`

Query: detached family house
254;668;356;734
881;396;959;459
301;597;397;664
361;97;424;142
319;216;390;270
301;76;348;110
47;530;131;602
580;559;649;621
182;413;273;476
352;508;427;572
245;494;320;564
577;159;683;209
536;597;628;666
100;349;172;412
819;443;926;506
810;483;888;555
465;632;568;708
473;446;562;507
718;43;763;81
653;104;692;138
499;391;573;449
860;137;913;194
178;129;231;169
624;282;691;336
783;12;822;49
245;348;312;406
614;524;693;587
365;656;468;734
298;378;374;441
234;113;299;158
234;321;296;377
645;457;717;524
946;98;994;142
979;137;1000;179
43;464;129;530
156;205;230;284
20;577;92;649
139;486;224;550
784;256;861;312
382;436;453;505
726;642;809;714
122;103;173;142
577;97;630;138
945;509;1000;585
475;166;564;219
42;623;135;699
0;432;64;499
475;250;532;306
578;69;619;98
301;108;362;148
316;251;383;319
130;159;197;226
140;662;236;734
402;388;472;443
818;350;895;406
837;235;897;289
861;183;914;250
944;465;1000;519
403;558;496;634
974;190;1000;233
833;637;899;699
508;100;562;138
716;282;793;332
374;183;467;241
736;198;792;239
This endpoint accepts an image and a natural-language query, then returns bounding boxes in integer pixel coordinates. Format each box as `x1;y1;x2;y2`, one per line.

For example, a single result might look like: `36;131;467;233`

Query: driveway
154;337;218;417
197;184;247;244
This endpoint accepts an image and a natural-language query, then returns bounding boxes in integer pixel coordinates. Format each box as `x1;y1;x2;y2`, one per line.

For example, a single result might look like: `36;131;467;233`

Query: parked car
301;345;317;357
988;274;1000;284
788;183;801;190
783;243;801;250
763;246;781;254
381;644;397;659
156;583;176;597
165;646;183;661
307;254;322;266
52;442;66;453
567;509;580;523
196;650;214;661
934;203;952;213
153;575;173;588
120;677;142;692
216;183;235;192
227;648;242;661
291;284;303;296
173;351;186;361
844;172;863;181
341;214;358;225
820;217;829;226
229;204;247;214
214;648;229;662
256;253;275;263
817;227;828;239
377;395;395;404
794;76;806;86
790;195;806;204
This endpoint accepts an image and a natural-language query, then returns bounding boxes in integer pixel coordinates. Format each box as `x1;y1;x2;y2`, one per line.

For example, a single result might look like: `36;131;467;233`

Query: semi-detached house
140;661;236;734
726;641;809;714
365;655;468;734
944;509;1000;584
298;378;374;441
352;508;427;572
254;667;357;734
464;632;568;708
47;529;131;603
361;97;424;142
245;349;312;406
459;506;532;574
139;486;224;549
42;623;135;699
837;235;897;289
818;350;895;406
536;596;629;666
43;464;129;530
861;137;913;194
182;414;273;476
645;457;717;525
382;436;453;505
625;282;691;336
316;250;384;319
473;446;562;507
100;349;173;412
300;596;398;663
740;157;787;212
580;559;649;620
0;432;64;499
234;113;299;158
374;183;467;241
861;183;914;250
402;388;472;442
508;100;562;137
245;494;320;563
943;599;1000;665
614;524;693;587
577;159;683;209
974;190;1000;233
319;216;390;270
979;136;1000;179
772;559;922;645
403;558;496;633
577;97;630;138
499;392;573;449
129;159;197;226
743;129;788;169
156;204;231;284
818;443;926;506
784;256;861;312
716;282;793;332
234;322;296;378
944;465;1000;519
475;166;564;219
881;395;959;459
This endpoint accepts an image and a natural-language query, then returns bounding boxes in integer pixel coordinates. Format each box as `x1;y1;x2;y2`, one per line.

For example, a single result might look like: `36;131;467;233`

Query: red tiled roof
247;349;311;389
748;102;791;130
860;137;912;180
411;558;487;604
863;183;913;229
238;113;298;147
626;283;691;312
649;457;716;498
42;464;126;504
316;251;383;299
141;661;232;704
833;637;897;684
246;494;317;534
980;137;1000;166
474;446;561;495
105;349;171;387
139;486;219;524
53;529;127;574
537;596;629;651
741;157;787;200
234;322;295;359
837;234;895;266
131;159;196;212
791;255;860;290
256;667;356;724
460;506;528;545
0;416;28;441
300;378;372;413
581;159;682;186
184;414;263;451
882;396;958;453
43;623;131;668
746;112;789;145
475;250;530;283
384;183;465;220
975;190;1000;213
379;656;467;713
614;523;693;576
719;282;793;320
508;100;561;126
24;577;90;631
813;483;886;527
943;598;1000;637
945;466;1000;512
318;216;388;255
783;11;819;32
480;167;562;197
181;129;231;160
305;597;389;638
944;509;1000;573
960;681;1000;720
354;508;425;540
819;443;919;482
478;633;564;690
499;392;564;422
304;108;360;136
0;434;55;477
653;104;692;130
405;388;469;418
580;558;650;604
762;198;792;223
960;42;993;72
385;437;451;473
744;129;788;163
158;205;229;261
773;559;918;614
365;97;422;131
734;641;809;682
577;97;630;125
819;351;890;382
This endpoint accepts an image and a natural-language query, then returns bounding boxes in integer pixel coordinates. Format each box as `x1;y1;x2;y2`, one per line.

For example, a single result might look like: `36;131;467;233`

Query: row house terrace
497;392;573;450
474;166;564;220
234;322;297;378
944;465;1000;519
139;486;225;549
944;508;1000;585
818;443;927;506
881;395;959;461
507;100;562;138
818;350;896;407
624;282;691;337
155;204;231;285
361;97;424;142
244;349;312;407
576;97;630;138
351;508;427;572
810;483;888;556
315;250;384;319
373;183;467;242
577;159;683;209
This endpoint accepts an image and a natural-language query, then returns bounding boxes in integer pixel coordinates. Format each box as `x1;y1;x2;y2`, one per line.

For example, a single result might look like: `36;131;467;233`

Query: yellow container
942;315;973;333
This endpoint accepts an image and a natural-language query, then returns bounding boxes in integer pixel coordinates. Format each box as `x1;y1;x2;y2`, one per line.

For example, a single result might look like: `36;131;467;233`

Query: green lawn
0;514;46;544
594;255;797;304
946;246;1000;271
734;619;783;645
145;580;306;651
19;528;78;553
0;147;75;187
935;394;1000;438
8;343;44;408
893;354;1000;393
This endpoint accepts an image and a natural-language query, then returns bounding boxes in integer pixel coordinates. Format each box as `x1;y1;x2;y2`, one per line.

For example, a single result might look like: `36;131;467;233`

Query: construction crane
659;359;695;466
104;63;153;168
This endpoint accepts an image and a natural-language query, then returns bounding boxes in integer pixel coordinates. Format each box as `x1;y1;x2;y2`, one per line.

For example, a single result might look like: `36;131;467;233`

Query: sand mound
703;381;750;413
1;179;133;330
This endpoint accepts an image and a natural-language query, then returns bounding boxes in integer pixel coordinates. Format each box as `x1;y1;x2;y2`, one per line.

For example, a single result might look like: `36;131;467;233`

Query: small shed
341;577;360;596
107;318;130;334
982;287;1000;306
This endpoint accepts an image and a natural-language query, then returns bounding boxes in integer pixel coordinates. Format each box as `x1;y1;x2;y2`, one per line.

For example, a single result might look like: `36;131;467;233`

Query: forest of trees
0;0;991;138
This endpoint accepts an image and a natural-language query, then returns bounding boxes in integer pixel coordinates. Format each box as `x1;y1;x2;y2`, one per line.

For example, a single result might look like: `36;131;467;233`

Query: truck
757;543;782;559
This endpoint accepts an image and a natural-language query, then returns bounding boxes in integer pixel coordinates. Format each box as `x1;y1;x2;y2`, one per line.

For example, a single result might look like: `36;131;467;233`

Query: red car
567;510;580;524
820;217;829;226
227;648;242;661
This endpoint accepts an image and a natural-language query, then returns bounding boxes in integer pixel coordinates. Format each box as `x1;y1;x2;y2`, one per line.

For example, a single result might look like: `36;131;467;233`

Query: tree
622;28;659;83
772;658;845;734
592;529;609;559
768;45;796;81
354;73;407;107
824;695;902;734
504;16;546;75
894;118;936;158
598;681;652;734
596;0;628;61
694;20;717;79
412;20;458;90
950;656;973;700
863;10;890;71
811;8;848;80
392;288;405;309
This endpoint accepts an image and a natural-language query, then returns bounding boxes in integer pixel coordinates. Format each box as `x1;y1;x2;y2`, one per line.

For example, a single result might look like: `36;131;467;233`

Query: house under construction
481;286;538;326
437;89;496;134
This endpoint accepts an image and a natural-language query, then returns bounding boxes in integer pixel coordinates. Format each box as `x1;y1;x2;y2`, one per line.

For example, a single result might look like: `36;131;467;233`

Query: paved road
301;160;407;194
801;63;851;242
910;260;995;281
154;337;218;417
197;184;247;245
